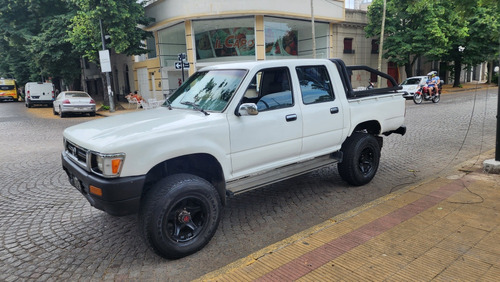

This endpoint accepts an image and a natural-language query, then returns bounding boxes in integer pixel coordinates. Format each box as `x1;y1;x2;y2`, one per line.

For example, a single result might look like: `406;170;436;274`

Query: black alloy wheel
140;173;221;259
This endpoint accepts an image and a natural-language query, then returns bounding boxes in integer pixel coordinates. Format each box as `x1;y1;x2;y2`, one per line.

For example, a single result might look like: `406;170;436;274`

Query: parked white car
400;76;427;99
53;91;96;118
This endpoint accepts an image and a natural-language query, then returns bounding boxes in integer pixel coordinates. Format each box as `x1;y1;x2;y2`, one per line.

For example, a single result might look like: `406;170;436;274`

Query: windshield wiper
164;99;172;110
180;101;210;116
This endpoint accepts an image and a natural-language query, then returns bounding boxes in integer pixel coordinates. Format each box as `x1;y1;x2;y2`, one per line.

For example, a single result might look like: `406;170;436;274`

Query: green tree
366;0;499;86
365;0;461;77
67;0;152;104
0;0;36;82
441;1;499;86
0;0;80;87
68;0;152;62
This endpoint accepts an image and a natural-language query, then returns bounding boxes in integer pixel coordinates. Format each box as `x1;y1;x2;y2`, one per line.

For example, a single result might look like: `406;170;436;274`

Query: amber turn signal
89;185;103;197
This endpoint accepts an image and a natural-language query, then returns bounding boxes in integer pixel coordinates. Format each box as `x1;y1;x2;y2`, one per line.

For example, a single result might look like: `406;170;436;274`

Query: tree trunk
453;59;462;87
404;63;413;78
488;61;493;84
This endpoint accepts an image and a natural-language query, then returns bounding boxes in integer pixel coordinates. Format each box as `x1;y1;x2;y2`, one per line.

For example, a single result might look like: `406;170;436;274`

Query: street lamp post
311;0;316;58
482;41;500;173
377;0;387;88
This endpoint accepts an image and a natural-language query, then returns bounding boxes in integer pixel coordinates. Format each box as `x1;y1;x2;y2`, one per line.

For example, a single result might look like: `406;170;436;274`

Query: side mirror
238;103;258;116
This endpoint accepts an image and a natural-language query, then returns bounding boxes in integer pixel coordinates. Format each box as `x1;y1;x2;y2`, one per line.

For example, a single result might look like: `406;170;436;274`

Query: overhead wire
388;81;492;204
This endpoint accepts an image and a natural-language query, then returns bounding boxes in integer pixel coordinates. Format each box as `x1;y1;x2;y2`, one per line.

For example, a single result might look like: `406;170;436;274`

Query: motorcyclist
426;71;440;96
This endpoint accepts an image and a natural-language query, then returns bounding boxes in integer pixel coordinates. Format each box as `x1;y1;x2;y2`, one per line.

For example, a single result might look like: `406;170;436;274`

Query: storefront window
193;17;255;63
158;23;187;69
146;37;156;59
264;17;329;59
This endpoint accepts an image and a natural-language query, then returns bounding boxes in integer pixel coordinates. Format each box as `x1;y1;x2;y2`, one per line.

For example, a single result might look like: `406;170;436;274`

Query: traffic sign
178;53;186;61
174;62;190;69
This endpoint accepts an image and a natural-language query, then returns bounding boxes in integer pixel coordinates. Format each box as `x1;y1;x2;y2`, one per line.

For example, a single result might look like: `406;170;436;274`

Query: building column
255;16;265;61
329;23;335;58
185;20;196;76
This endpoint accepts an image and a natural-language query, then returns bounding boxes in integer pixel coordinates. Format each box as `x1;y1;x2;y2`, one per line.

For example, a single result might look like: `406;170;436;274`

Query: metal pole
377;0;387;88
181;60;185;82
496;40;500;161
99;19;115;112
311;0;316;58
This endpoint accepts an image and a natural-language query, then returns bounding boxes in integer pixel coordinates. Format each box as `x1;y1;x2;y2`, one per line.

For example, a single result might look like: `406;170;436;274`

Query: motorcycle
413;83;441;104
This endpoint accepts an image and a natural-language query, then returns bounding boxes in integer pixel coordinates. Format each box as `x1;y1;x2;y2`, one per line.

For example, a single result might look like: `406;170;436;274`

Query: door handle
330;107;339;114
285;114;297;122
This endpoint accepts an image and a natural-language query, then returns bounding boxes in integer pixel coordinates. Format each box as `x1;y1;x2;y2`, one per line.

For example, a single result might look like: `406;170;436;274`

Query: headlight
91;152;125;177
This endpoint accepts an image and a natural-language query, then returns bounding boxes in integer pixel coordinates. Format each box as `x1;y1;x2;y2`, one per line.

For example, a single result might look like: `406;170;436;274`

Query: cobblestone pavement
0;87;497;281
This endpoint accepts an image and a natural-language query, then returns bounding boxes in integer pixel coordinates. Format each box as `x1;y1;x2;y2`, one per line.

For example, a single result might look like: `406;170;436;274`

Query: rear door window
296;65;335;104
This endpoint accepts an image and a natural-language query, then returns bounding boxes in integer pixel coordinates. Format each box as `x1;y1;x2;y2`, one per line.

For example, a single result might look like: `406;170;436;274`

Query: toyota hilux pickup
62;58;406;259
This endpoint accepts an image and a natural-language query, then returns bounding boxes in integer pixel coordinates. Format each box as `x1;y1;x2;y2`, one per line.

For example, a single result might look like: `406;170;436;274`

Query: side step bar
226;152;342;196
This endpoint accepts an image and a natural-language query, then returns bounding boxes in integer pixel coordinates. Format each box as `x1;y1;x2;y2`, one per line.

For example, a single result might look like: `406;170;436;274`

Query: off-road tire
139;173;221;259
338;132;381;186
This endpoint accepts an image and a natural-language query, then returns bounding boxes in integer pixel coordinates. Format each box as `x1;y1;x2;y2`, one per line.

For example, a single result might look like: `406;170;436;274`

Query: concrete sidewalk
197;151;500;281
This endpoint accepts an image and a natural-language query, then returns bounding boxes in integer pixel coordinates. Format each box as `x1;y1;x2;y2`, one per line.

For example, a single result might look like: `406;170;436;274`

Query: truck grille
65;140;89;169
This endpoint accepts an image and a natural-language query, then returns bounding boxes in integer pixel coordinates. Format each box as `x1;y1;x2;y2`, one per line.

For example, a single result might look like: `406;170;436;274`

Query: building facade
134;0;392;100
81;0;487;102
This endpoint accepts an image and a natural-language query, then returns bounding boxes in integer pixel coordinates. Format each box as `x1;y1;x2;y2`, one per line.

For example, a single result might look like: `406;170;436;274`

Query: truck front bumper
62;151;146;216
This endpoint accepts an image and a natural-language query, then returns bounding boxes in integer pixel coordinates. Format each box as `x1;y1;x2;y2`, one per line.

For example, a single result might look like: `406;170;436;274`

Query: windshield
401;78;422;85
166;69;247;112
0;85;15;90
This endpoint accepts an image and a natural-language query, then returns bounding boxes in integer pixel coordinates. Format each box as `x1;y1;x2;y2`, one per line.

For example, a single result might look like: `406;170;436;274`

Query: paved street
0;87;497;281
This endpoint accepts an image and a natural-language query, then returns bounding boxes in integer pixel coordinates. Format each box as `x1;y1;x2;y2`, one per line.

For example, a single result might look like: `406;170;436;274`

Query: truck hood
64;107;216;152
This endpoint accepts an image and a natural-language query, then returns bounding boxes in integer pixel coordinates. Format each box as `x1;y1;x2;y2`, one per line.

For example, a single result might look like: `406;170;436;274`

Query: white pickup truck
62;58;406;259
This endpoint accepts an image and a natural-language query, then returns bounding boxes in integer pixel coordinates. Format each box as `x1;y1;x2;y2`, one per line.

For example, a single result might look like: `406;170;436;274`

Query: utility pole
483;40;500;173
377;0;387;88
311;0;316;58
496;41;500;161
99;19;115;112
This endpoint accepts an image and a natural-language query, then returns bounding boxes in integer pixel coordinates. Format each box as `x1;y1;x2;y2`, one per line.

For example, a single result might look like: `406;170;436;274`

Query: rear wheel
413;93;422;104
59;107;65;118
140;174;221;259
338;132;381;186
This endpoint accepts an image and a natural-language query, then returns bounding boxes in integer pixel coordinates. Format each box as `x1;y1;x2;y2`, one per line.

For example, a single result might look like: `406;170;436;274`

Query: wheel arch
351;120;381;136
143;153;226;205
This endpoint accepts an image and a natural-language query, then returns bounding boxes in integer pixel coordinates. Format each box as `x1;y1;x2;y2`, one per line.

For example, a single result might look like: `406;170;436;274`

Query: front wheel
413;93;422;104
140;174;222;259
338;133;381;186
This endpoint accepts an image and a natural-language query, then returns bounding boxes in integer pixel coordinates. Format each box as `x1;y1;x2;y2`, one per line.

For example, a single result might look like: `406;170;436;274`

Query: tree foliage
366;0;499;84
68;0;153;63
0;0;80;86
0;0;153;88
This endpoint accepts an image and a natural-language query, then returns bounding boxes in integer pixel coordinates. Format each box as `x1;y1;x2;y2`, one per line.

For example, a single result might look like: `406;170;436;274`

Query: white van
25;82;55;108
